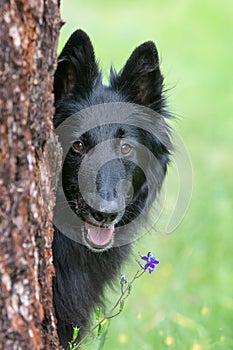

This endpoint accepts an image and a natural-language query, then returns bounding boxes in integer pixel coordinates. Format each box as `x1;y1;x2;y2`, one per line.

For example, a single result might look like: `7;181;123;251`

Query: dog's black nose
92;210;118;224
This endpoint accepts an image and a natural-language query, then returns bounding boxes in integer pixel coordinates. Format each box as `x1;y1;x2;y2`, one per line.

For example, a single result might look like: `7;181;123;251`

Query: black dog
52;29;172;348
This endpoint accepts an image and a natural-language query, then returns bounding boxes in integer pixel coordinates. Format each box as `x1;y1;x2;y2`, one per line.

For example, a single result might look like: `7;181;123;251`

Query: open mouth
82;221;115;250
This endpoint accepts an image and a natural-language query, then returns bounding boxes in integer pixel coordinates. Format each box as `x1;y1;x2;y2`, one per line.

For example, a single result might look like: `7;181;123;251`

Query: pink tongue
85;222;114;246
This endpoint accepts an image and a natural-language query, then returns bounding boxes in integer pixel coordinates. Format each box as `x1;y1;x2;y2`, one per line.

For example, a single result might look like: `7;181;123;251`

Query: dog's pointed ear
111;41;164;111
54;29;99;102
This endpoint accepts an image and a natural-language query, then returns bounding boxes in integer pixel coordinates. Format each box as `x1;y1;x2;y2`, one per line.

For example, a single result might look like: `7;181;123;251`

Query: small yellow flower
200;306;209;316
220;335;225;342
164;336;174;346
118;333;128;344
190;344;202;350
136;312;142;320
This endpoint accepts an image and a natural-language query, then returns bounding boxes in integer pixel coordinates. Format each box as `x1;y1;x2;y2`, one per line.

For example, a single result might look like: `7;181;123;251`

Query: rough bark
0;1;62;349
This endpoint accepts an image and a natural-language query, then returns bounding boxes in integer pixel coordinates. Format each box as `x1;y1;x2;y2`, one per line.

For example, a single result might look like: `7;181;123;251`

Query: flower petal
147;266;154;274
136;260;145;269
140;254;149;262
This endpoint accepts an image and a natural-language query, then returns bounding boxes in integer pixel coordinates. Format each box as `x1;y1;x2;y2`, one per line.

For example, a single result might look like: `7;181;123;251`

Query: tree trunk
0;1;61;349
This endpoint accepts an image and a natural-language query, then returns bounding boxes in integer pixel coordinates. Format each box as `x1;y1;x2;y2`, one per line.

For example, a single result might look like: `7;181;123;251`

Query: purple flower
120;274;127;285
137;252;159;274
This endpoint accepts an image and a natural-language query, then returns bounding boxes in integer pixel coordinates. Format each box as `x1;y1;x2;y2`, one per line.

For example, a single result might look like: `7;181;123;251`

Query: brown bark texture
0;1;62;349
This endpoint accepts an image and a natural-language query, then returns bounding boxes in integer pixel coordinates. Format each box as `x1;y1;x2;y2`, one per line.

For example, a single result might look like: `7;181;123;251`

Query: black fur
52;29;172;348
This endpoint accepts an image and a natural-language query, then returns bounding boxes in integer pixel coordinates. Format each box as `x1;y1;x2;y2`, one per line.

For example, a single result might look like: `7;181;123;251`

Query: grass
59;1;233;349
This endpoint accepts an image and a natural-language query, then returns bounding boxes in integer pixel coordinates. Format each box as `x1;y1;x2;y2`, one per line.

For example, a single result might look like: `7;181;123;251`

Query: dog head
53;30;172;251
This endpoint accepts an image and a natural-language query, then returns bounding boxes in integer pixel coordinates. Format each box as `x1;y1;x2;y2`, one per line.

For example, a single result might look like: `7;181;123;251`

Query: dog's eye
72;140;85;153
121;143;132;155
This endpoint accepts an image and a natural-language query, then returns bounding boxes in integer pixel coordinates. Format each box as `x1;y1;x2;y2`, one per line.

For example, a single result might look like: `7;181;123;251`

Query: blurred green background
59;1;233;349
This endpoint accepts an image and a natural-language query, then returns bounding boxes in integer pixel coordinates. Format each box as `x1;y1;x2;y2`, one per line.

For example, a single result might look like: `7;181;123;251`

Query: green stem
73;268;146;349
97;320;110;350
110;269;144;313
73;316;106;349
